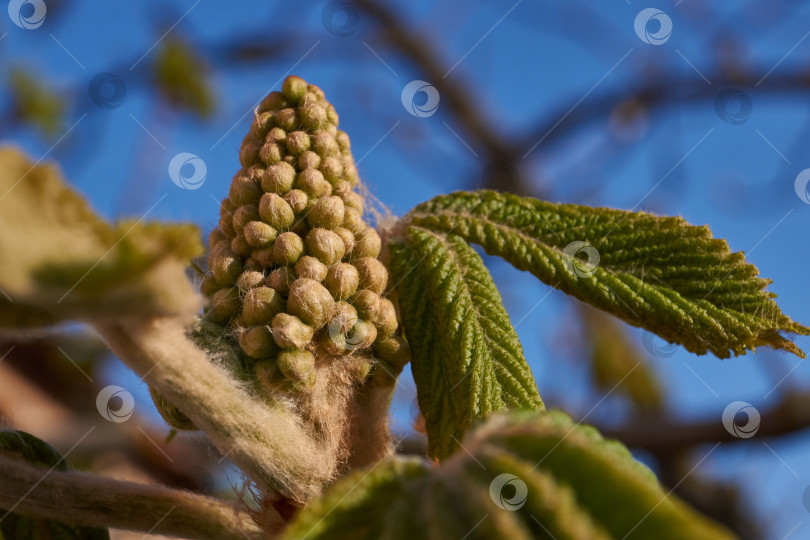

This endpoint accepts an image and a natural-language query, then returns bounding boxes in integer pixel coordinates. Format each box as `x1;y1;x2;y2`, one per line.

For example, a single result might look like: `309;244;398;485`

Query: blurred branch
0;454;267;540
599;390;810;457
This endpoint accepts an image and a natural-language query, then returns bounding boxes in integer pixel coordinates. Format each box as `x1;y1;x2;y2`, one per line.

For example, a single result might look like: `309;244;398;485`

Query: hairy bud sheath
199;75;406;391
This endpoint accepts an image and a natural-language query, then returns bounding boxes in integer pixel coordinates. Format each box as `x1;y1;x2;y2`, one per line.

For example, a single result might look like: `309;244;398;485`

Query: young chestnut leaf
389;226;543;460
407;190;810;359
280;410;735;540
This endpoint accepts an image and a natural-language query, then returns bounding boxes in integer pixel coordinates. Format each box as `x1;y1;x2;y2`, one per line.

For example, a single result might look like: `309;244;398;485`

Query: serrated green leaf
389;226;543;460
407;190;810;359
0;430;110;540
281;411;735;540
0;147;203;331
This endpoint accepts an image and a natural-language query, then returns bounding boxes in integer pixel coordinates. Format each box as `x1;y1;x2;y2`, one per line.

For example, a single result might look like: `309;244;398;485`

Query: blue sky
3;1;810;537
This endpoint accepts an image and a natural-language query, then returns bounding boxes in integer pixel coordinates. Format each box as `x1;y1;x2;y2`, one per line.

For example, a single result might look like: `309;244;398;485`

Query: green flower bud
333;227;355;256
260;91;289;111
298;150;321;170
211;247;243;286
326;124;338;137
244;258;262;273
236;270;265;293
208;228;226;250
319;157;343;185
373;335;411;371
238;325;278;359
343;160;360;187
251;246;276;267
342;207;364;233
259;142;285;165
286;130;311;155
332;301;358;330
220;197;236;217
312;131;339;157
276;108;299;131
229;175;262;206
373;298;398;340
259;193;295;230
300;103;327;131
335;130;351;153
239;137;261;168
200;275;220;297
282;75;308;103
305;228;346;266
230;234;252;257
250;111;274;139
266;267;295;295
353;228;381;259
233;205;260;235
355;257;388;294
341;191;364;212
277;350;316;387
326;104;339;125
295;169;332;198
267;127;287;143
340;319;377;352
261;162;296;194
271;313;314;349
242;286;285;325
307;195;345;230
218;212;236;237
353;290;381;320
243;220;277;248
207;287;240;323
325;262;359;300
288;277;336;328
283;189;308;214
307;84;325;101
273;231;305;266
295;255;328;282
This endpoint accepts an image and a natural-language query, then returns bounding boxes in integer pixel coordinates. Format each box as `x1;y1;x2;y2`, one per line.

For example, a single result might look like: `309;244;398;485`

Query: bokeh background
2;1;810;538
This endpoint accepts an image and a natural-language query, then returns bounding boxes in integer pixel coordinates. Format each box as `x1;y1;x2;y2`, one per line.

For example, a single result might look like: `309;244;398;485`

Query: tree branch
599;391;810;457
0;454;268;539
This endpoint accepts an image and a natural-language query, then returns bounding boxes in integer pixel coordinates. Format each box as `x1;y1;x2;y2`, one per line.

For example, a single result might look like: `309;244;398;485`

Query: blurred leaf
389;227;543;460
581;306;664;411
281;410;735;540
0;147;203;331
8;68;66;138
153;38;215;118
0;430;110;539
408;190;810;359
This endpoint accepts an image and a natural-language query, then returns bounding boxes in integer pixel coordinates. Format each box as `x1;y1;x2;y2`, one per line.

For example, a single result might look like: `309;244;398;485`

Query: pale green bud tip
288;277;336;328
374;336;411;369
266;266;295;295
238;325;278;359
236;270;265;293
261;162;296;194
259;193;295;230
305;228;345;266
278;350;316;386
286;131;311;155
325;262;359;301
353;228;381;259
373;298;398;340
282;75;308;103
295;255;328;282
283;189;308;214
242;286;285;326
307;195;345;230
273;231;306;266
355;257;388;294
243;220;277;248
207;287;240;323
271;313;315;349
